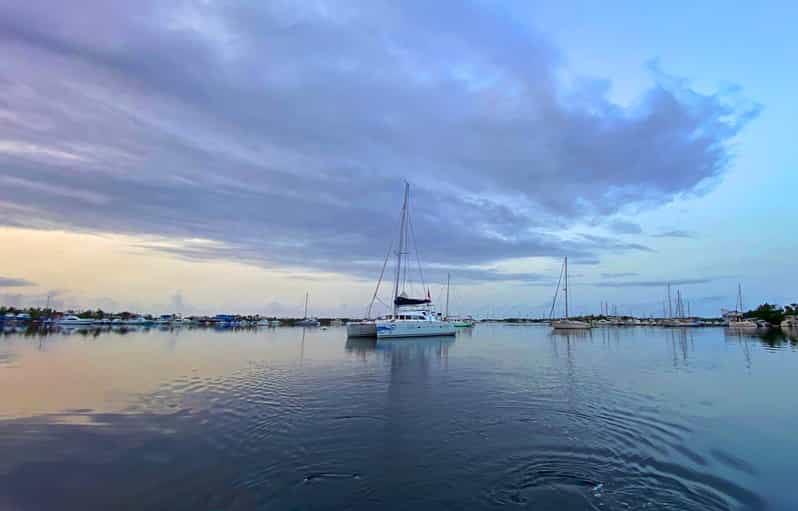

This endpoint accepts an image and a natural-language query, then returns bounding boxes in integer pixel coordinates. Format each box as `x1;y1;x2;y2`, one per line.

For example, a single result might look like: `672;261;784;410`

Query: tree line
743;303;798;325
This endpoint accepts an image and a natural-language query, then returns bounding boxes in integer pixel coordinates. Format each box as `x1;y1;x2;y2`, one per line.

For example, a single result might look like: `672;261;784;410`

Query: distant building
721;308;742;321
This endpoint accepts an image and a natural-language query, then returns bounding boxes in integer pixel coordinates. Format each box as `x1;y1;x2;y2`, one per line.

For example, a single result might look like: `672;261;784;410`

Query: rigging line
367;238;394;319
407;211;426;293
548;262;565;320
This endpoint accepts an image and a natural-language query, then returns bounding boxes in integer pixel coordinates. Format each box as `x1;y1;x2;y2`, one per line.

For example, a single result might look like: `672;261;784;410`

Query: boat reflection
725;327;798;347
549;328;592;339
346;337;455;358
669;328;694;367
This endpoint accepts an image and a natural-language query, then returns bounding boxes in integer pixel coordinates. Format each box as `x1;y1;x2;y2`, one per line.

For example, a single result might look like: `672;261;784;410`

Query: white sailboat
728;284;758;329
375;183;455;339
444;273;475;327
551;257;591;330
296;292;320;327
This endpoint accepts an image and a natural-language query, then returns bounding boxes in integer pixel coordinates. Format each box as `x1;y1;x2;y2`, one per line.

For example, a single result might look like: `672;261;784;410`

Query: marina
1;1;795;509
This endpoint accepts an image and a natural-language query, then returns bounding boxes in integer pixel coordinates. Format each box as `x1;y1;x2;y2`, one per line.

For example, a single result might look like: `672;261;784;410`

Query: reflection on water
1;324;795;509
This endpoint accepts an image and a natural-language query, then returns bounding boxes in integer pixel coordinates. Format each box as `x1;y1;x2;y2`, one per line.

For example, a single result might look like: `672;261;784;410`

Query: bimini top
394;296;431;306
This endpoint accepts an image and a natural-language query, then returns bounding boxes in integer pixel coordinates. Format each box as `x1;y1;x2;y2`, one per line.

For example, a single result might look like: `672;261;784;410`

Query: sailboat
728;284;757;330
374;183;456;339
296;292;320;327
550;257;591;330
443;273;475;327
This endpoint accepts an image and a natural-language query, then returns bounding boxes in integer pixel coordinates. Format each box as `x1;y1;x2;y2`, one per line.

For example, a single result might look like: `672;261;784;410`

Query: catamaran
550;256;591;330
365;183;455;339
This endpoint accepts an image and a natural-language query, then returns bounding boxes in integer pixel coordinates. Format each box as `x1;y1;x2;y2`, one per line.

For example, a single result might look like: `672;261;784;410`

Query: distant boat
443;273;475;328
58;315;93;326
296;292;320;327
727;284;758;329
550;257;591;330
447;316;476;328
122;316;154;326
781;316;798;330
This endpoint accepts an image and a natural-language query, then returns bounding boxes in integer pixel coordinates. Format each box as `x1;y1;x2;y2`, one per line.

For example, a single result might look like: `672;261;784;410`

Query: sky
0;0;795;318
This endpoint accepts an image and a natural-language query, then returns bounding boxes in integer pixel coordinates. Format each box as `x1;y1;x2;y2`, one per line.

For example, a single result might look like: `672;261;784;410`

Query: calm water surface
1;324;796;510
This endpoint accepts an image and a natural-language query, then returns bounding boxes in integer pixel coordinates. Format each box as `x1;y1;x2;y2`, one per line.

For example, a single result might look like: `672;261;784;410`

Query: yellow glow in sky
0;227;372;316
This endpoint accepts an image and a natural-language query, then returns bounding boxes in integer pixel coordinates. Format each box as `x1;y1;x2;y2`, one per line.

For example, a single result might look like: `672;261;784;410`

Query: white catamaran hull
347;321;377;338
376;320;456;338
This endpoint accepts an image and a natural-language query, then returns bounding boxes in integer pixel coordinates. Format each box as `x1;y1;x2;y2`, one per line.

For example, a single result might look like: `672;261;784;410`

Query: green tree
744;303;785;325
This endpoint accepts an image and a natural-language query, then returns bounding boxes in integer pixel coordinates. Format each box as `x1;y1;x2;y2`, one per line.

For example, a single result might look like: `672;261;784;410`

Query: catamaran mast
392;183;410;316
564;256;569;319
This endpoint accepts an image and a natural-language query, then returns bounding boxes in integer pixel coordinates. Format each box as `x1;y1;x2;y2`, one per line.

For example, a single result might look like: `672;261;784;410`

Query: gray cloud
0;277;35;288
591;278;713;288
608;220;643;235
693;295;726;303
652;230;694;238
0;1;758;282
600;272;640;278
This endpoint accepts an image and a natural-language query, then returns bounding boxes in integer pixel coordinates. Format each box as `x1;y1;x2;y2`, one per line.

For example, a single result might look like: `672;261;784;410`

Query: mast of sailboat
667;283;673;319
392;182;410;316
445;272;451;319
304;292;309;319
564;256;569;319
737;283;744;313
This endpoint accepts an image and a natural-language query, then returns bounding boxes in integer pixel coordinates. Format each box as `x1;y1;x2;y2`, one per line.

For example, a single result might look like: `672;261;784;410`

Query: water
1;324;796;510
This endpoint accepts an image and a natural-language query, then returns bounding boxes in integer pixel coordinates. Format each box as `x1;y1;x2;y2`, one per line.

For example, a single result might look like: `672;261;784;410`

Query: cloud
0;1;758;282
692;295;726;303
608;220;643;235
600;272;640;278
0;277;35;288
652;230;694;238
591;278;713;288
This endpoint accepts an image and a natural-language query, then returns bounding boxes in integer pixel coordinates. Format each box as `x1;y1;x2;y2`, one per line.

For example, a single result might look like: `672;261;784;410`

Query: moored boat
346;320;377;337
122;316;154;326
375;183;455;339
447;316;476;327
376;306;455;338
58;315;94;326
550;257;592;331
551;318;592;330
726;284;758;329
781;316;798;330
296;292;320;327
